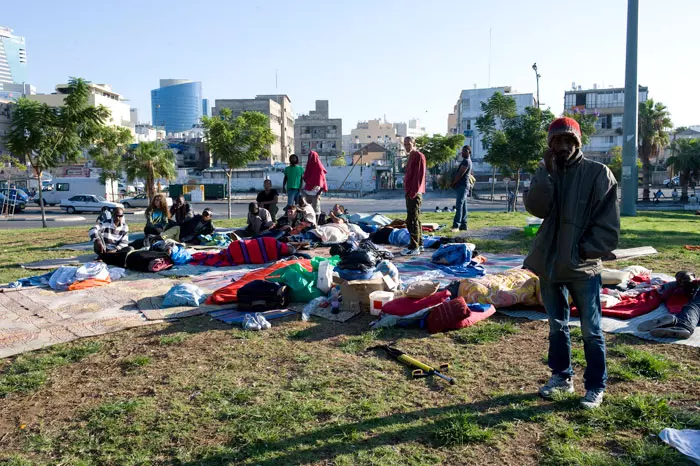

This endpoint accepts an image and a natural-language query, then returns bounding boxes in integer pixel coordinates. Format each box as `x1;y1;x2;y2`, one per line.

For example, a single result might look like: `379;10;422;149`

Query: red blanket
206;259;311;305
192;237;294;267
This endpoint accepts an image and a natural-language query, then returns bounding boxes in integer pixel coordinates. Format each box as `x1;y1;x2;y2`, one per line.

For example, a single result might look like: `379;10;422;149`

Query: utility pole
532;63;541;108
621;0;639;216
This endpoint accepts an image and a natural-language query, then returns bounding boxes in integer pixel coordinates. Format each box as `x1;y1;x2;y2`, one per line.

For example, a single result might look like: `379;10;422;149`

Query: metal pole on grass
621;0;639;216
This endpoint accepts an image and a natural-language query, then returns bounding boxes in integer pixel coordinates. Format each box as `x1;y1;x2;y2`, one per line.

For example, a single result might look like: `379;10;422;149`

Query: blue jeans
540;275;607;391
286;189;299;208
452;186;468;230
676;290;700;334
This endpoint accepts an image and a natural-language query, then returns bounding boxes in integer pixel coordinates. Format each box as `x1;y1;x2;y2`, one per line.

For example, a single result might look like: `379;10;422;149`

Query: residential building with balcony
456;86;535;174
213;95;294;164
294;100;342;165
563;84;648;163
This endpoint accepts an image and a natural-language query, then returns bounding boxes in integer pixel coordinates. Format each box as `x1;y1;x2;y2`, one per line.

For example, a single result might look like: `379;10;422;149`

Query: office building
455;86;535;174
202;98;210;118
0;26;27;89
213;95;294;164
564;83;648;163
28;82;132;129
394;119;427;139
130;108;139;126
294;100;342;165
151;79;203;134
349;119;399;148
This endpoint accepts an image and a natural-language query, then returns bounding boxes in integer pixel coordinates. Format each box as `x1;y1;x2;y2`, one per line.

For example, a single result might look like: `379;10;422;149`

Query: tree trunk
513;171;521;212
490;167;496;201
680;170;689;203
146;163;155;202
35;168;47;228
640;145;652;202
226;170;232;219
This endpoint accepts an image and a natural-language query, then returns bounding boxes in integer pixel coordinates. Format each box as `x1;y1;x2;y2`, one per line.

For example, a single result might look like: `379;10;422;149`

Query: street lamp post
621;0;639;217
532;63;541;108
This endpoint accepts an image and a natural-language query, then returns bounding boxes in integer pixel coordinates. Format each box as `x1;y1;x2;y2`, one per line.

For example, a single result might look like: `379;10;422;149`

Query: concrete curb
1;216;87;222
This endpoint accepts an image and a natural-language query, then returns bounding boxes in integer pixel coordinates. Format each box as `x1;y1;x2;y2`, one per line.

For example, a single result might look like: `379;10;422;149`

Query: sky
4;0;700;134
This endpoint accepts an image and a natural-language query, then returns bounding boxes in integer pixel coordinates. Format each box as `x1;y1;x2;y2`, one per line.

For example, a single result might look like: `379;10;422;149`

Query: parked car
60;195;123;214
663;176;680;188
0;191;27;213
121;193;172;209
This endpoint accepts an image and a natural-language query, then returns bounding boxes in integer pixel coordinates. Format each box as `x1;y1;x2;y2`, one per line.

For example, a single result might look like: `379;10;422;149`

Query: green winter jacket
523;150;620;283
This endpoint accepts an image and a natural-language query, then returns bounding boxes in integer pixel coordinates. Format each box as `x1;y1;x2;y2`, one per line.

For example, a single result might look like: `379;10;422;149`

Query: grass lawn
1;211;699;465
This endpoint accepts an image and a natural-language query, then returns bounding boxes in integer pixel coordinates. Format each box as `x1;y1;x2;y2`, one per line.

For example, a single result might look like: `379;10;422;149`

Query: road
0;188;690;229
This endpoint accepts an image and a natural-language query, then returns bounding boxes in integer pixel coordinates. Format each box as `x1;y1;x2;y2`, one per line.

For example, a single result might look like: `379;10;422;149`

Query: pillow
404;281;440;298
426;297;470;334
601;268;633;286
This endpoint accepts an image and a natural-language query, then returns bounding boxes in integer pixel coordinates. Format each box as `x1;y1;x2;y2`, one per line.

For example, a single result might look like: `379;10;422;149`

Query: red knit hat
548;117;581;147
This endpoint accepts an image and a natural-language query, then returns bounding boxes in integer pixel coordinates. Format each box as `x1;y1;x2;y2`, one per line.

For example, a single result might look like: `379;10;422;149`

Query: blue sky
5;0;699;134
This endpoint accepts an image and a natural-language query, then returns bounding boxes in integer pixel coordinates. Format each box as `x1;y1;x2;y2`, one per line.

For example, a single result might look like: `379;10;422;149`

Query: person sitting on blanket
296;196;318;226
639;271;700;339
275;204;314;235
89;207;129;255
179;208;215;244
237;202;274;238
145;193;176;236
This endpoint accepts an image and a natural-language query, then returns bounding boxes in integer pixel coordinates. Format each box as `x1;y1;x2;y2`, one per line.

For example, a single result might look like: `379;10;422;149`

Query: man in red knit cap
523;116;619;409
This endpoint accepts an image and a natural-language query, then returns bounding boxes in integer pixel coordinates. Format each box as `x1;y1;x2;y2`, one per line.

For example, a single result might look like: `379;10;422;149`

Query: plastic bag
268;263;321;303
170;244;193;265
162;283;207;308
302;296;328;321
317;260;334;293
432;244;472;266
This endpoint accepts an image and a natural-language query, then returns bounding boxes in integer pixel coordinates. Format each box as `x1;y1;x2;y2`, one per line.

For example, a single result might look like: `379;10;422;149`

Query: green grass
451;321;519;345
119;355;151;372
608;345;677;381
432;412;494;446
158;333;190;346
0;342;102;397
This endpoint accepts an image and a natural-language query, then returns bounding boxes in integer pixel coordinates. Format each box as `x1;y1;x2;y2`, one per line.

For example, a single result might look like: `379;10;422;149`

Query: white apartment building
213;95;294;164
455;86;535;174
563;84;648;163
28;83;133;130
394;119;427;139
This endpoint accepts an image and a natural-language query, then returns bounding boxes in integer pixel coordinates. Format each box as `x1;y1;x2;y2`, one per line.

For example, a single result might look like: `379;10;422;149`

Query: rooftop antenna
488;28;492;87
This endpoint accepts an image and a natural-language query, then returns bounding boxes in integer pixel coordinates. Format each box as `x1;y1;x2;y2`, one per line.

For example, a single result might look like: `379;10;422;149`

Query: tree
666;138;700;202
415;133;465;168
607;145;641;183
89;126;133;199
4;77;109;227
476;92;518;200
638;99;673;201
563;108;598;146
330;156;346;167
484;107;555;211
123;141;176;202
202;109;276;218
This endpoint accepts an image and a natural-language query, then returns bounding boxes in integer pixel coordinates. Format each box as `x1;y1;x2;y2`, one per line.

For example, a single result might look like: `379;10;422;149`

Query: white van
39;178;118;206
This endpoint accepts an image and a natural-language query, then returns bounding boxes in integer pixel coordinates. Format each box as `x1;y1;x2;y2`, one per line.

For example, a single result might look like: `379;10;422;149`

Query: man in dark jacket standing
402;136;426;256
523;117;619;410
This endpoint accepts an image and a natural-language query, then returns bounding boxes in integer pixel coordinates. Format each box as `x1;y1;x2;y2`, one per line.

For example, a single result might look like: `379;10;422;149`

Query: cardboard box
338;276;386;312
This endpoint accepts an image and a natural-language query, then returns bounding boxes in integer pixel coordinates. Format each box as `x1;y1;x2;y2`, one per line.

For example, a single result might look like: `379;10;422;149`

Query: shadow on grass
181;393;575;466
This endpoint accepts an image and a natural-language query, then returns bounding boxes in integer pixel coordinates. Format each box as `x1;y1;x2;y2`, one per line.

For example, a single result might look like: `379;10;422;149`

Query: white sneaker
254;312;272;330
243;314;261;331
538;374;574;399
580;389;605;409
419;246;424;253
401;248;420;256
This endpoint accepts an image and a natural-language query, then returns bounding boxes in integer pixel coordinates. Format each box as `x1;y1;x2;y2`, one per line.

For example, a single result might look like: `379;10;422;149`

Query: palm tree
638;99;673;201
667;138;700;202
123;141;176;201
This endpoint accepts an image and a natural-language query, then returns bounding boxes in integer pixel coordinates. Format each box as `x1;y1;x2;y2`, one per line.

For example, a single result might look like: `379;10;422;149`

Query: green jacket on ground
523;150;620;283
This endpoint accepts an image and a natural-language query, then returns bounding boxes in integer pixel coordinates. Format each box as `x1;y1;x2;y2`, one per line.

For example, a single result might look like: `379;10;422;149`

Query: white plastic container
369;291;395;316
316;261;334;293
526;216;544;227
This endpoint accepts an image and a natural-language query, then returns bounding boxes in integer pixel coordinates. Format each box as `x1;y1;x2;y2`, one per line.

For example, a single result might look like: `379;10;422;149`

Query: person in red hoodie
402;136;426;256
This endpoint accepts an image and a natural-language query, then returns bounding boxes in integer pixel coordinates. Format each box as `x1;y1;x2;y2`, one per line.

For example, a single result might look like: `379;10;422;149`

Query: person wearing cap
236;202;274;238
179;208;216;244
523;117;619;410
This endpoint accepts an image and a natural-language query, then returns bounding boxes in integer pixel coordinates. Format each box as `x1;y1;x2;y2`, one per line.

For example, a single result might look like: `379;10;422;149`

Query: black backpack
237;280;291;311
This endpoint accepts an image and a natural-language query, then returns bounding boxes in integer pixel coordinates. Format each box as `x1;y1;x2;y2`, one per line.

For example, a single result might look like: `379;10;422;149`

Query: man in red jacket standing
402;136;426;256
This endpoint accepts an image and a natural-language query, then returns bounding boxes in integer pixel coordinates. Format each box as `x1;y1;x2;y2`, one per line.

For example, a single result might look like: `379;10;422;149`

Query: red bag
381;290;451;317
426;297;471;334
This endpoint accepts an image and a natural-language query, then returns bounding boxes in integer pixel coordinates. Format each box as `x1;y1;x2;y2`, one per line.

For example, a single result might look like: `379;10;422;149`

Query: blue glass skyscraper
0;26;28;86
151;79;203;133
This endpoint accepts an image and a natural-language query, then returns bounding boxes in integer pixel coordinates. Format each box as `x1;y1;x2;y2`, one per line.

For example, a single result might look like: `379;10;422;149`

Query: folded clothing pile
162;283;207;308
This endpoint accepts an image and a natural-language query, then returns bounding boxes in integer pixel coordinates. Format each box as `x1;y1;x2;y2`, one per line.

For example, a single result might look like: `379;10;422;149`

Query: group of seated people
89;194;217;258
